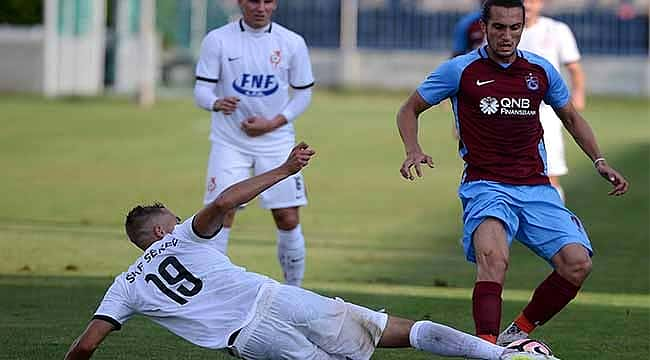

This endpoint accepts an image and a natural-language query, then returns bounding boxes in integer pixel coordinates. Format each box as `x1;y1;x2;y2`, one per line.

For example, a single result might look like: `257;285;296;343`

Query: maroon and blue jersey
417;46;570;185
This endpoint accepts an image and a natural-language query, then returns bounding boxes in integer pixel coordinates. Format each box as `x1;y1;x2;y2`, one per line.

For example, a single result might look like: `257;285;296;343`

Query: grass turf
0;91;648;359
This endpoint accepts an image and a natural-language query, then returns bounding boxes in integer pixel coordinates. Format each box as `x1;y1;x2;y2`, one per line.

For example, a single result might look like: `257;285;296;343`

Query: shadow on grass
1;274;647;360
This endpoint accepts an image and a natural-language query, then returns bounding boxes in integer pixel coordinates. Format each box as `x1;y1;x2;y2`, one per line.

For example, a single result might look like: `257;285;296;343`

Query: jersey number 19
145;256;203;305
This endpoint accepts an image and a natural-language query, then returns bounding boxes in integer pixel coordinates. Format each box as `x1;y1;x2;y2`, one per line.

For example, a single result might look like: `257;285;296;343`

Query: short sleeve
93;276;135;330
557;22;581;65
416;59;462;105
289;36;315;89
543;64;571;109
172;215;222;243
195;33;221;83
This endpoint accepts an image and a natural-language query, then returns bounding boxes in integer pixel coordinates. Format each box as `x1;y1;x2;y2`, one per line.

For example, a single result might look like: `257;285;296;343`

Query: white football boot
497;322;529;346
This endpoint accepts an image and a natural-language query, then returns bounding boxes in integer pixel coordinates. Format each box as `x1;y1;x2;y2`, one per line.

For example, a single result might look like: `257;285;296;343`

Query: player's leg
540;106;568;202
498;185;592;345
255;153;308;287
240;284;553;360
379;316;512;359
459;181;519;344
271;207;305;286
305;292;519;359
472;218;511;343
233;284;353;359
203;144;253;254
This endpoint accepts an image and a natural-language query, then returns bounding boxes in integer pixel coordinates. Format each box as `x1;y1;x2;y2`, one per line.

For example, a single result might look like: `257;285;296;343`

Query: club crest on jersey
270;50;281;68
232;73;279;97
525;73;539;91
207;177;217;193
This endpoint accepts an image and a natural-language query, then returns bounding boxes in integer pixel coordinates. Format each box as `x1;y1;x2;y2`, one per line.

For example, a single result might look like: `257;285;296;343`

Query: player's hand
214;96;240;115
241;116;275;137
596;161;629;196
283;142;315;174
400;150;434;181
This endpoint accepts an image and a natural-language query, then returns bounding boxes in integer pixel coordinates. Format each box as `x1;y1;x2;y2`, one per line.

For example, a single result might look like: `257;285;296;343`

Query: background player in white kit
518;0;586;201
64;142;555;360
193;0;314;286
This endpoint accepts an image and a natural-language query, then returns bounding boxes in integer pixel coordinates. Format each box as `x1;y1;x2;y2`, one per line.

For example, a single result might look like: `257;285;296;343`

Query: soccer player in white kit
64;143;556;360
193;0;314;286
517;0;586;202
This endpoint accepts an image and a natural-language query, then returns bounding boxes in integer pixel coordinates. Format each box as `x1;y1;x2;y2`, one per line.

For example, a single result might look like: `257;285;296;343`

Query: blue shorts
458;181;593;264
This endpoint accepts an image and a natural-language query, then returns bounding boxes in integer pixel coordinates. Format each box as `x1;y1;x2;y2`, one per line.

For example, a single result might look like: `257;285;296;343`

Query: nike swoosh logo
227;57;241;62
476;79;495;86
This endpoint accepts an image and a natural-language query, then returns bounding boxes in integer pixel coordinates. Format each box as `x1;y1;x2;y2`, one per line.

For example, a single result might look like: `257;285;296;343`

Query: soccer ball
505;339;553;356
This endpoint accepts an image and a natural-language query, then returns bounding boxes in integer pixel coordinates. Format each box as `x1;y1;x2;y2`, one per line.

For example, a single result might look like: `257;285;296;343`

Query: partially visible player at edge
193;0;313;287
518;0;587;202
452;0;486;57
396;0;628;347
64;142;555;360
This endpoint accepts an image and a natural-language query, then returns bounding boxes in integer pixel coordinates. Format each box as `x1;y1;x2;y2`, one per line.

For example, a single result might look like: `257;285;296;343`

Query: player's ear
153;224;166;240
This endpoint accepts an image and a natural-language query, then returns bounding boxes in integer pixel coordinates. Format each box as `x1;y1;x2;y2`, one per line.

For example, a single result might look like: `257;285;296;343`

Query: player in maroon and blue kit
396;0;629;346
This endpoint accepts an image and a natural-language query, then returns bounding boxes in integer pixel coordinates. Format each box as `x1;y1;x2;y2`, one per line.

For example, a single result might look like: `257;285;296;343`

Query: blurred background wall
0;0;648;96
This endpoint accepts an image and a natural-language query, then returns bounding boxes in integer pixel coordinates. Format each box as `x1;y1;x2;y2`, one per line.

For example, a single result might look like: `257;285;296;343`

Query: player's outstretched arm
554;103;629;196
565;61;586;111
64;319;114;360
193;142;315;237
397;91;435;180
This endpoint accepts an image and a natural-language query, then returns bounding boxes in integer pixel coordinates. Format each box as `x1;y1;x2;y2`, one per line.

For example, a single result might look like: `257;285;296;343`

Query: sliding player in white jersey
193;0;314;286
65;143;556;360
517;0;586;202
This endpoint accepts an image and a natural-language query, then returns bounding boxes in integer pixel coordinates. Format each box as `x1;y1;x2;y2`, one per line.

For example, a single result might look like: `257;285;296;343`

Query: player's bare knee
272;208;300;230
477;246;509;268
558;256;592;285
275;217;298;230
571;256;592;283
378;316;413;347
476;252;508;282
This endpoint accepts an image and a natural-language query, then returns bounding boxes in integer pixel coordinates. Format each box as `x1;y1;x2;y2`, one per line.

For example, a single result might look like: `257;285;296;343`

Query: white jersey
93;217;275;349
519;16;580;110
196;19;315;156
519;16;581;71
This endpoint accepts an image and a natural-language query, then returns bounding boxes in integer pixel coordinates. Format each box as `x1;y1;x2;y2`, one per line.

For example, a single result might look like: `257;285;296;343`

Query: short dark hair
481;0;525;23
125;202;166;245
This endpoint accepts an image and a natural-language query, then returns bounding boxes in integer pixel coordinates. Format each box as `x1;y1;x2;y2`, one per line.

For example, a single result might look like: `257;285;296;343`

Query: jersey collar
479;45;525;68
239;18;272;33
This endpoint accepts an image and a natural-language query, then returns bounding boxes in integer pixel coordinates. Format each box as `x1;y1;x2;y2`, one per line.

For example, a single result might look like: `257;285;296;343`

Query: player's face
524;0;544;22
239;0;277;29
482;6;524;62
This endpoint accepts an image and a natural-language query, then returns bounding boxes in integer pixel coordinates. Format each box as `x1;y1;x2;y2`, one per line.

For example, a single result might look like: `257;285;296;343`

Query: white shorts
204;143;307;209
540;105;568;177
229;283;388;360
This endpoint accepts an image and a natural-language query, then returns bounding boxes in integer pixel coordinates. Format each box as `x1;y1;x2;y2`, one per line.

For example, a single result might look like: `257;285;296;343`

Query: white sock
277;224;305;287
211;227;230;255
409;320;506;359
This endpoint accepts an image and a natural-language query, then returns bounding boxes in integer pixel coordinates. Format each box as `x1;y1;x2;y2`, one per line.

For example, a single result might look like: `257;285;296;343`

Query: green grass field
0;91;648;359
